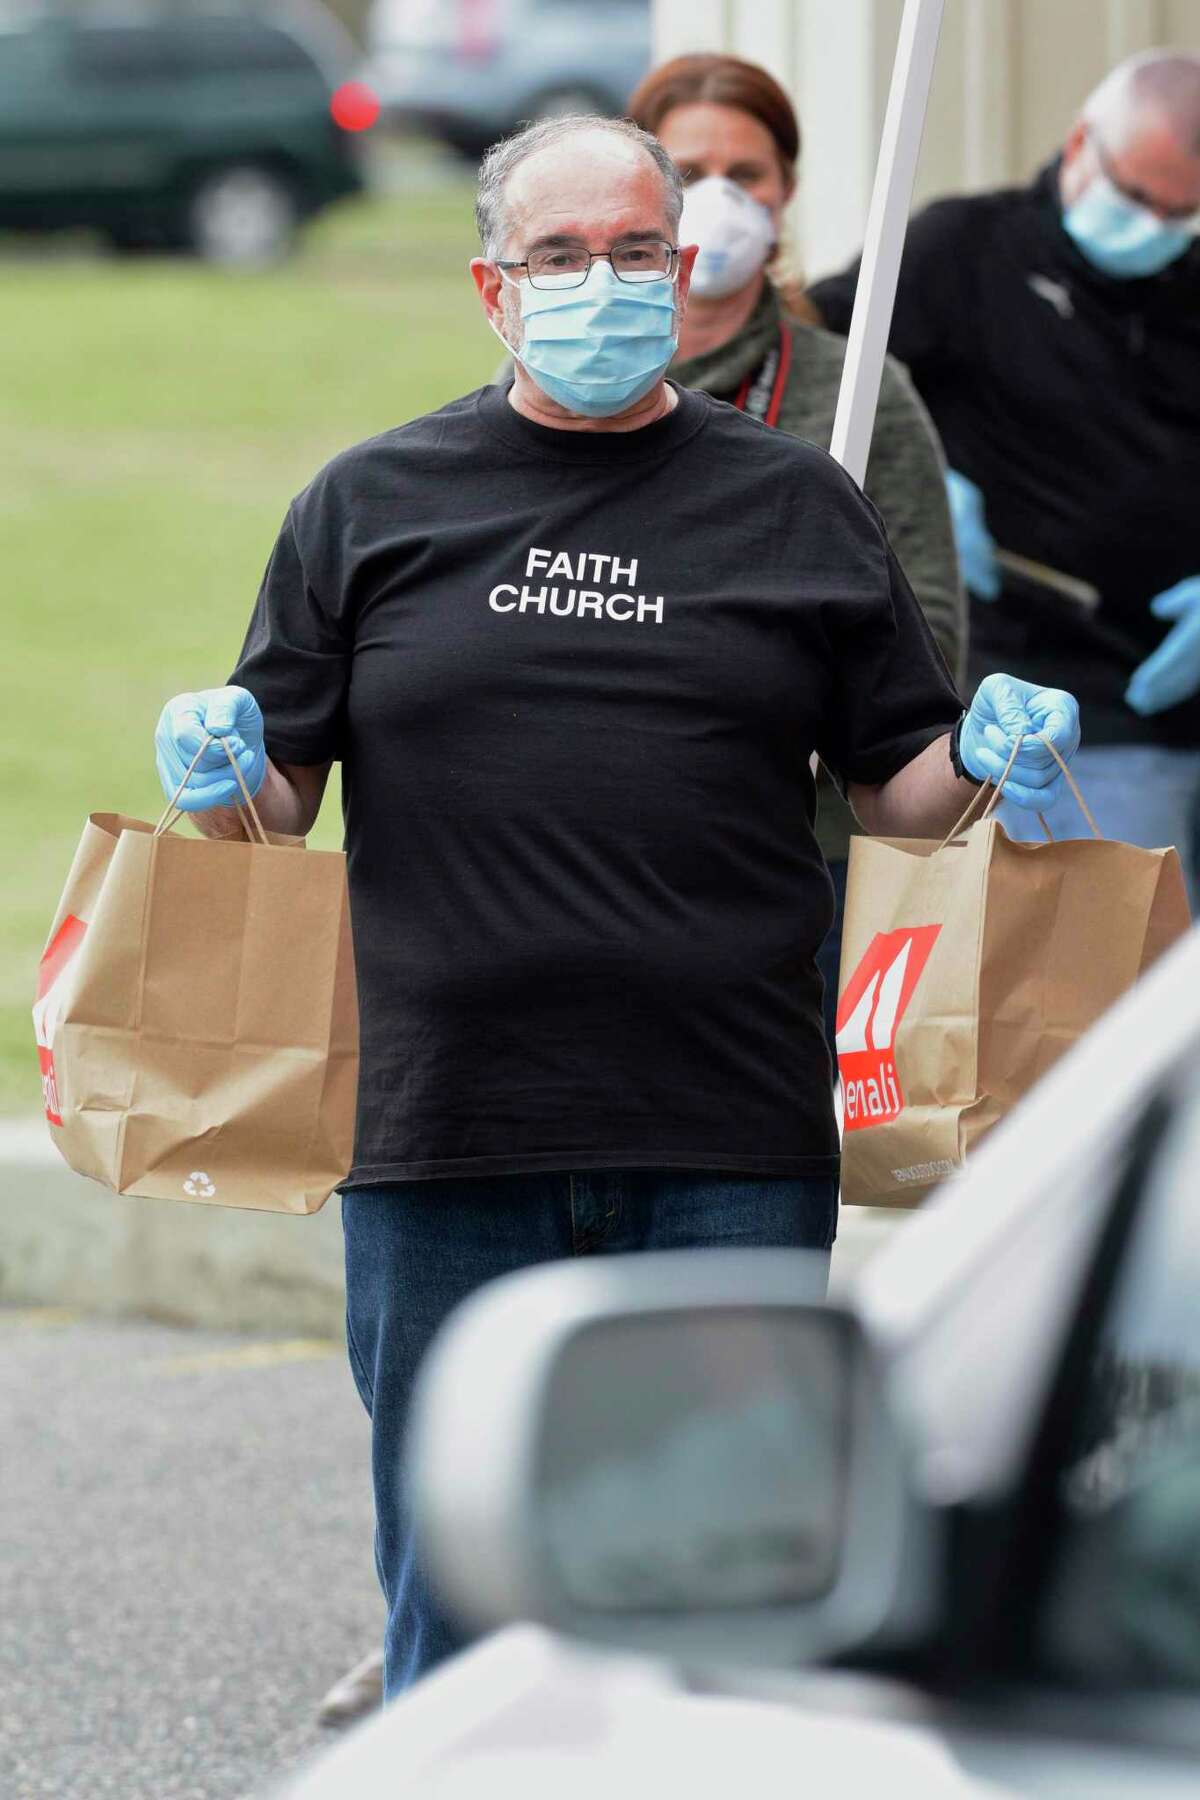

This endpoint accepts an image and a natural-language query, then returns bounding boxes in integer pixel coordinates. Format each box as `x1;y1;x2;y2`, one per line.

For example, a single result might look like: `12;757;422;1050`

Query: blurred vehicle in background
287;921;1200;1796
364;0;649;159
0;2;378;263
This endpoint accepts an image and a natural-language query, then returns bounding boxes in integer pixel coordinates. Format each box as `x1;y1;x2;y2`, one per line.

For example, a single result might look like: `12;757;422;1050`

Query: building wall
651;0;1200;279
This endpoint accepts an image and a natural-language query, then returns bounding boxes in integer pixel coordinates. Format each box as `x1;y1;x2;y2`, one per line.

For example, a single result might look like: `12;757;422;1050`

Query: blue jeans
998;743;1200;910
341;1168;838;1701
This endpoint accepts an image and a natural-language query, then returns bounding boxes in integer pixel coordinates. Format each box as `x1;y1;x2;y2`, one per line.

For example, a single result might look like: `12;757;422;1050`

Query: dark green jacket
670;280;965;862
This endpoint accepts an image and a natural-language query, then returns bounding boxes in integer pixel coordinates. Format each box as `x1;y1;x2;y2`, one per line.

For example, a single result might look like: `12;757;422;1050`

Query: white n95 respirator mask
679;176;776;299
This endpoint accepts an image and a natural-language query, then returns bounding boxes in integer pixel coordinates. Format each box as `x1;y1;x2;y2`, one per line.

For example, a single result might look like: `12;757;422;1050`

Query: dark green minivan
0;5;377;262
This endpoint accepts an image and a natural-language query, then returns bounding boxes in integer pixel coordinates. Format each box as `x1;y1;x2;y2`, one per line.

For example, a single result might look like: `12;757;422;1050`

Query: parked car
364;0;650;159
0;3;377;263
285;920;1200;1796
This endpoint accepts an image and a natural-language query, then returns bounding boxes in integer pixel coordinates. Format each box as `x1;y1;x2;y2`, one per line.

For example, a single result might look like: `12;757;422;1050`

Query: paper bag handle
1037;736;1101;839
154;734;270;846
937;737;1025;849
937;732;1099;852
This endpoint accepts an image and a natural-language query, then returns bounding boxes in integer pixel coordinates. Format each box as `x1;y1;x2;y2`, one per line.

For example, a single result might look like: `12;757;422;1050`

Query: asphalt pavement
1;1308;383;1800
0;1208;901;1799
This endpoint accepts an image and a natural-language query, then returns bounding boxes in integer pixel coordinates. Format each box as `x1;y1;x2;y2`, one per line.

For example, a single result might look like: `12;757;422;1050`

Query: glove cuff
949;712;986;788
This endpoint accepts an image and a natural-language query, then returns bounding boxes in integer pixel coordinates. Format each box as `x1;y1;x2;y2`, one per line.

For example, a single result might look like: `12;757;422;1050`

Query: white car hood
286;1626;1011;1799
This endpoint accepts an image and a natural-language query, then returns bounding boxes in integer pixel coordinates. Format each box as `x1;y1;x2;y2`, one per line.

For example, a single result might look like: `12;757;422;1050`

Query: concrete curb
0;1121;348;1337
0;1120;903;1334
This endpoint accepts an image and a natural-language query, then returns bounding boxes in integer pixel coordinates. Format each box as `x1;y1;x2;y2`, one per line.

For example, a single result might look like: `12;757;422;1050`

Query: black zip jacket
810;161;1200;747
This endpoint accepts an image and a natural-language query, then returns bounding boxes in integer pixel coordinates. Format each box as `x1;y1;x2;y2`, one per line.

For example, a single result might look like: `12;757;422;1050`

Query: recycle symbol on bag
183;1170;216;1198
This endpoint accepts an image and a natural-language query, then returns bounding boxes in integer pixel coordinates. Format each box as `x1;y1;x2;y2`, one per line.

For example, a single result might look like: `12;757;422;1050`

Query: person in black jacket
811;51;1200;899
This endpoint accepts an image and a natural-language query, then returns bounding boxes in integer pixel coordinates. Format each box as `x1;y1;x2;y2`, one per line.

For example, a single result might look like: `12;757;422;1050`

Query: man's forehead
503;136;670;242
1109;119;1200;211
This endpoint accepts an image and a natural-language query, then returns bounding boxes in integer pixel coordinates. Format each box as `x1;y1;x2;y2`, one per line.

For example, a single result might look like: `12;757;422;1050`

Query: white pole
828;0;946;488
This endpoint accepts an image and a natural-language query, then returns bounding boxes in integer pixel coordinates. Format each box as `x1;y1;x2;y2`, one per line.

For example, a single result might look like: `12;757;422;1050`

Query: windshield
1036;1080;1200;1691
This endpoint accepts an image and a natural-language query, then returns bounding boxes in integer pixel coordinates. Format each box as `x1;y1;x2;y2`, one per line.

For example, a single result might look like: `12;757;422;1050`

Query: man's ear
471;257;506;331
1059;119;1092;204
1062;119;1089;165
675;241;700;309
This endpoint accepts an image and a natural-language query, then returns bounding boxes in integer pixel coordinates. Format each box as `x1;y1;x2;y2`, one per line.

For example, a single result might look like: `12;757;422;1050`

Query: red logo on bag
836;925;941;1133
32;914;88;1126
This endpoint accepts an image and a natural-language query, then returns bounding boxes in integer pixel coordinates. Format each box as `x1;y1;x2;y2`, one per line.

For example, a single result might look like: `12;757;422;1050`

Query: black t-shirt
230;382;961;1184
811;162;1200;747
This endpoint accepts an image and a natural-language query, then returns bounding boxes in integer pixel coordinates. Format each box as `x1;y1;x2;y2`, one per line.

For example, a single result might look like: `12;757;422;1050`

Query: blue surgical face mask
501;260;678;418
1062;171;1196;278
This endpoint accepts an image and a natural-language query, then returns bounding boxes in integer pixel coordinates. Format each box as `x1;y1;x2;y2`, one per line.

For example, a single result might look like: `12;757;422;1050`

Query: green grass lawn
1;167;496;1113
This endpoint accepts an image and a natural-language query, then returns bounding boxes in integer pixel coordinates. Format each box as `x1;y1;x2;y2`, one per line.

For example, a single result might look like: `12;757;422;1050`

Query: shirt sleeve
808;197;975;383
815;492;964;791
227;497;350;766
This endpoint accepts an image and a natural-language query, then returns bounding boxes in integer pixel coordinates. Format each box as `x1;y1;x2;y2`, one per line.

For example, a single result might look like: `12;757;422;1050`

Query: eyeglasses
1087;127;1200;227
496;239;679;289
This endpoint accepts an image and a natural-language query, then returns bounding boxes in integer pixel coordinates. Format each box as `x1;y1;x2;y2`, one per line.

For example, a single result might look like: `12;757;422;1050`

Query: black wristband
949;712;985;787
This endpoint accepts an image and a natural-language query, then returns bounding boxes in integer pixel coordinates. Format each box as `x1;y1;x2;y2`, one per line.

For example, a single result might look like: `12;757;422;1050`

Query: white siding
650;0;1200;280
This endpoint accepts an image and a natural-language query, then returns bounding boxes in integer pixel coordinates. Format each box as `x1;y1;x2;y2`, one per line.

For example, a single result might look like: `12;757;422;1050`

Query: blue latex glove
945;469;1000;601
959;673;1081;810
155;686;266;813
1125;577;1200;717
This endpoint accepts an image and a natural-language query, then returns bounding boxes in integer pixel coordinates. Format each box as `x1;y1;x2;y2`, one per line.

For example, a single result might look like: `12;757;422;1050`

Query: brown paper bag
33;749;358;1214
835;756;1190;1209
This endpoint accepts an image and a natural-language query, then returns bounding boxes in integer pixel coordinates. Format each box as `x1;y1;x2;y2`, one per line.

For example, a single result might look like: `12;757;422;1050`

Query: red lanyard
732;323;792;428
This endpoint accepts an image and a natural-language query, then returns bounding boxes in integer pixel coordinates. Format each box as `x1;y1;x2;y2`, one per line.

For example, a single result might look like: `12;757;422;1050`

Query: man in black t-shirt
811;51;1200;898
154;115;1081;1699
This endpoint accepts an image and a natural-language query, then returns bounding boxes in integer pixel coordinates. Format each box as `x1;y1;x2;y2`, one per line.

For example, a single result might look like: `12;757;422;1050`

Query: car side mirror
409;1250;934;1671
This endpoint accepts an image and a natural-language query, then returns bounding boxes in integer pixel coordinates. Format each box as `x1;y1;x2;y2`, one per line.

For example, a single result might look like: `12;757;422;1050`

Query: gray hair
1085;50;1200;156
475;114;684;259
